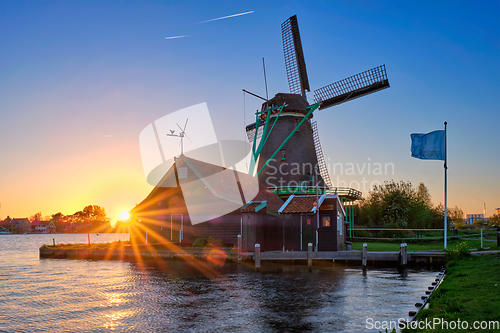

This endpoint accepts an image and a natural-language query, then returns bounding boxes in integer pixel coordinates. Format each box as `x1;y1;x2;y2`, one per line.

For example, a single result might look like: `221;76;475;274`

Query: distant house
72;222;92;233
31;220;47;233
54;221;72;233
30;220;55;233
9;218;31;234
0;219;11;232
46;221;56;233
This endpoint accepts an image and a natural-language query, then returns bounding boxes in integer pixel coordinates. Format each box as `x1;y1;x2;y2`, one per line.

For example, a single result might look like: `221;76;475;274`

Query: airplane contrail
200;11;254;23
165;35;189;40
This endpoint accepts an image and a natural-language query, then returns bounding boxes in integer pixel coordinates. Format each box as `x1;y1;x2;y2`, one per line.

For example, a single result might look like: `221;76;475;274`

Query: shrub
193;236;224;248
352;228;370;238
445;241;471;262
193;237;208;247
376;223;406;238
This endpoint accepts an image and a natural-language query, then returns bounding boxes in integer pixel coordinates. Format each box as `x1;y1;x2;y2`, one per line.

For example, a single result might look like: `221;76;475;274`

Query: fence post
362;243;368;267
481;229;483;248
255;243;261;271
237;235;242;260
308;243;313;271
400;243;407;266
497;230;500;247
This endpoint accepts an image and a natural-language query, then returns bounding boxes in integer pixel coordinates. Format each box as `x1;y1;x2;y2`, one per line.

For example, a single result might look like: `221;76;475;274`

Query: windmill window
294;119;300;131
178;167;188;179
322;216;331;227
281;149;286;161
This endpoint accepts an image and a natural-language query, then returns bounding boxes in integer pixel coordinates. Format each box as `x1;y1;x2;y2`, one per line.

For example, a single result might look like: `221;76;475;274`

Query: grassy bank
41;240;130;249
351;239;500;252
403;253;500;333
40;241;236;252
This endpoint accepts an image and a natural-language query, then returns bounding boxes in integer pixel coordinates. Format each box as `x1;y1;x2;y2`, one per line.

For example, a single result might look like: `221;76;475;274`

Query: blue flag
410;130;445;160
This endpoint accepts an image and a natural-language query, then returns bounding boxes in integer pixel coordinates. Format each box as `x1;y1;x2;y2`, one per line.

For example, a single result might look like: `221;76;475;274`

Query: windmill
166;119;192;156
245;15;390;199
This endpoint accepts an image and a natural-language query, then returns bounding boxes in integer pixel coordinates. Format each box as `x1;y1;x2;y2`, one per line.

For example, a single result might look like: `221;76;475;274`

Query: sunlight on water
0;234;439;332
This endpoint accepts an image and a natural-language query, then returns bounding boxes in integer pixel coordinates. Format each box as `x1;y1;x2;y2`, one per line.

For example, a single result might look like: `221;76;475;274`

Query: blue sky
0;0;499;221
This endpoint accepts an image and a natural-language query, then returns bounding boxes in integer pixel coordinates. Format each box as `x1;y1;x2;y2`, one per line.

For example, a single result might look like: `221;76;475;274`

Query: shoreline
404;253;500;332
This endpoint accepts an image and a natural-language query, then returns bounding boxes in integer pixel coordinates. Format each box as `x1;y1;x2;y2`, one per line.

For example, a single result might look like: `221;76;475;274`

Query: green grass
352;239;500;252
404;253;500;332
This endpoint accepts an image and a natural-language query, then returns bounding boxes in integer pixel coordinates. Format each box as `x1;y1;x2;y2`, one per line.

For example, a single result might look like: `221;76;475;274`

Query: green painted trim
262;106;284;147
248;104;285;176
255;201;267;212
256;102;320;177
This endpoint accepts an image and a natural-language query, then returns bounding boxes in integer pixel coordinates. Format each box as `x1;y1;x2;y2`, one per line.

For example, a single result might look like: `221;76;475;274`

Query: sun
119;211;130;221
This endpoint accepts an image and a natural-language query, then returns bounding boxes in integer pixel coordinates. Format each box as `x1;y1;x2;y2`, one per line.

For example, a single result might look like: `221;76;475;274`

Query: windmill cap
263;93;309;114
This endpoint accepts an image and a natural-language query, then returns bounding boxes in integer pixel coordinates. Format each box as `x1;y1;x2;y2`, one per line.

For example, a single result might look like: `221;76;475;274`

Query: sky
1;0;499;223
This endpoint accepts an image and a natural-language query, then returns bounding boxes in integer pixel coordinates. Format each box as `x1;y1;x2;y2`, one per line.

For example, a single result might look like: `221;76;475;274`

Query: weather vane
166;118;192;155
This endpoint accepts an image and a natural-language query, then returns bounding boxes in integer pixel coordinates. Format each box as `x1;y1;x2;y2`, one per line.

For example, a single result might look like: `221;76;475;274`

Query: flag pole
444;121;448;249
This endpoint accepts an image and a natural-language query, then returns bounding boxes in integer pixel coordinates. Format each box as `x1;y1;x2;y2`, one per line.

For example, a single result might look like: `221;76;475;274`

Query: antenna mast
262;58;269;100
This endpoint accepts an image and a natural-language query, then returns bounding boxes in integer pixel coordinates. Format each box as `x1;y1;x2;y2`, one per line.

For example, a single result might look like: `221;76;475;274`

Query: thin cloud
200;11;254;23
165;35;189;40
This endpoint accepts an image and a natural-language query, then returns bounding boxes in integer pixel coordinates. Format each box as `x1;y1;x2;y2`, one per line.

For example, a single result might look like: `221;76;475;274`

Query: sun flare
119;211;130;221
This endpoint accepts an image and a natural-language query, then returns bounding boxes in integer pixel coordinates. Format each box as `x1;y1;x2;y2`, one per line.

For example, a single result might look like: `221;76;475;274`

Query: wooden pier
250;247;446;268
39;243;446;268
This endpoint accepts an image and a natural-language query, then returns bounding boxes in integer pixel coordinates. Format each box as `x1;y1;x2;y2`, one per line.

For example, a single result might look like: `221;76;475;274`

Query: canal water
0;234;438;332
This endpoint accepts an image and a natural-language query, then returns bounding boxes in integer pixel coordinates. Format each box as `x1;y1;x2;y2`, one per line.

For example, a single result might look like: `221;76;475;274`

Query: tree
72;205;111;231
83;205;110;228
357;180;457;230
416;182;432;208
449;206;464;227
488;214;500;227
51;212;64;223
29;212;43;222
358;180;428;228
430;204;457;229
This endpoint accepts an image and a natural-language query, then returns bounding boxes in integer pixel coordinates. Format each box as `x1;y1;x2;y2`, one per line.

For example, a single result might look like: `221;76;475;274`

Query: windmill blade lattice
246;123;263;143
282;15;310;97
314;65;390;110
311;121;333;189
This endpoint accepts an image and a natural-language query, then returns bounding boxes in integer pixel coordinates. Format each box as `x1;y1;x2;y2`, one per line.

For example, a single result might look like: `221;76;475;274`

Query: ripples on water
0;234;438;332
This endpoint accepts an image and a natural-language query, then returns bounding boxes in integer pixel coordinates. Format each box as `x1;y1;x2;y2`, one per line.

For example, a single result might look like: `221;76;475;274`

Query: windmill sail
311;121;333;189
282;15;310;97
245;122;264;143
314;65;390;110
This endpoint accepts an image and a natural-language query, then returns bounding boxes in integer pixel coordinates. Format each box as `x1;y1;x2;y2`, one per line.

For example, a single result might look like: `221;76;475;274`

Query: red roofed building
277;194;347;251
31;220;47;233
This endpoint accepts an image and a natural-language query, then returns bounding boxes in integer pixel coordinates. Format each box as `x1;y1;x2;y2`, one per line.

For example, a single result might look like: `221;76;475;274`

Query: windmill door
170;214;183;243
302;216;315;251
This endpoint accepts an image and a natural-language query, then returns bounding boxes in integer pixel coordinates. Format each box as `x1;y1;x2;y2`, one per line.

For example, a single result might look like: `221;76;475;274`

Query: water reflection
128;261;435;333
0;235;438;333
